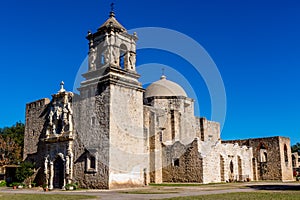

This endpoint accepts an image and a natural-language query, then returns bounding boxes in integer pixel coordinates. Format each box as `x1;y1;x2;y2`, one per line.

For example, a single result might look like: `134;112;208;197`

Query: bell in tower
74;5;146;189
85;5;138;74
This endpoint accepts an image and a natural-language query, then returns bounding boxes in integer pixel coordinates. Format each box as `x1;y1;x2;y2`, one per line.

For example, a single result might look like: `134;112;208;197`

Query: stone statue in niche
89;47;96;71
46;94;73;136
103;48;109;64
129;52;136;70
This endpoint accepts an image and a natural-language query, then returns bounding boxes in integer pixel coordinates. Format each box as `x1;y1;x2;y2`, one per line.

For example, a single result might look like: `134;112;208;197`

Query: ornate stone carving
46;86;73;137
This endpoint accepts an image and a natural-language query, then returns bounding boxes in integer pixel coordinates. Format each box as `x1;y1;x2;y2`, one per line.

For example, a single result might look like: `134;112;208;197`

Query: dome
145;75;187;98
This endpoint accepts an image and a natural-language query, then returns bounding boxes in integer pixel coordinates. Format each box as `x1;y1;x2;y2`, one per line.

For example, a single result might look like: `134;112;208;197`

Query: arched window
230;160;234;173
100;53;105;65
119;44;127;69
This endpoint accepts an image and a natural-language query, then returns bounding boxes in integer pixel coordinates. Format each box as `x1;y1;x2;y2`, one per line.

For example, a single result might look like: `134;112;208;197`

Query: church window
119;44;127;69
90;156;96;169
100;54;105;65
91;117;96;125
173;158;180;167
85;151;97;173
57;119;63;134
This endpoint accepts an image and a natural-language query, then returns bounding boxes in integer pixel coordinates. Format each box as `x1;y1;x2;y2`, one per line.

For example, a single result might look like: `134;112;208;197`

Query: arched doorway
53;156;64;188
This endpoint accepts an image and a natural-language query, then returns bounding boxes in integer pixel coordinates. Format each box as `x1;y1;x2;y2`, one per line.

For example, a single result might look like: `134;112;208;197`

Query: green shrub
15;161;34;182
65;183;78;190
0;180;6;187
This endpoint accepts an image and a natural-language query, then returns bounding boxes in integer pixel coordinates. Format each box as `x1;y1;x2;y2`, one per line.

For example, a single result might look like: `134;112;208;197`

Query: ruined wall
23;98;50;185
24;98;50;159
279;137;293;181
199;140;253;183
223;136;293;181
198;118;220;143
162;140;203;182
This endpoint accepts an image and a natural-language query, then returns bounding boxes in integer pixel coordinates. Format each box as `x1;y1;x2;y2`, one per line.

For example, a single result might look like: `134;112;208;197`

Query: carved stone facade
23;10;293;189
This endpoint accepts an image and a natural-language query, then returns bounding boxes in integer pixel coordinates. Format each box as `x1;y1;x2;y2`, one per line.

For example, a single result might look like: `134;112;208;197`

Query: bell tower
76;6;147;189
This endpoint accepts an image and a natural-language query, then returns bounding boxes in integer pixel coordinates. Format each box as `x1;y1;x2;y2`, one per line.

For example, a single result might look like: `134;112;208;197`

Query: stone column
49;161;54;190
69;152;73;181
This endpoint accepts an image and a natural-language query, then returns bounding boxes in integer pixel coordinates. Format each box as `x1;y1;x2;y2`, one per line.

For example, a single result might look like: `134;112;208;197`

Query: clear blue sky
1;0;299;145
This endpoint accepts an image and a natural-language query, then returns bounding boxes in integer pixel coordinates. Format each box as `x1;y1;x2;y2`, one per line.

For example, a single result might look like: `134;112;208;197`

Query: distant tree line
291;143;300;154
0;122;24;165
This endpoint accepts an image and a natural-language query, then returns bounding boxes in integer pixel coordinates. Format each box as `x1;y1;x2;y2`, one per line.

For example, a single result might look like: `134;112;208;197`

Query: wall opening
53;156;64;189
284;144;288;165
292;154;296;168
119;44;127;69
230;160;234;174
238;156;242;181
173;158;179;167
170;110;175;141
220;155;225;182
259;143;267;163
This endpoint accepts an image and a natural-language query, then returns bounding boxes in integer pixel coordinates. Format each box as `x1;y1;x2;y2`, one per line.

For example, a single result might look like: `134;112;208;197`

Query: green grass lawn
161;191;300;200
0;193;97;200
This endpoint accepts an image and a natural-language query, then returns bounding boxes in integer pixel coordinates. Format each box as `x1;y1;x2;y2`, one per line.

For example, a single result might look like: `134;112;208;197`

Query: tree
0;122;24;165
291;142;300;154
15;161;34;182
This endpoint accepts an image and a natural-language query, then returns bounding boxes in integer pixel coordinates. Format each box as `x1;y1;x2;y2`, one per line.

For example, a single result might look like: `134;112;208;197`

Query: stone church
23;10;293;189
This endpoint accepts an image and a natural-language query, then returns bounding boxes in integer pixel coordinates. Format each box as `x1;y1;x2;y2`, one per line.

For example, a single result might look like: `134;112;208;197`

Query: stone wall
223;136;293;181
199;140;253;183
72;84;110;189
162;140;203;182
23;98;50;185
144;106;163;184
24;98;50;159
109;84;146;188
279;137;293;181
199;118;220;143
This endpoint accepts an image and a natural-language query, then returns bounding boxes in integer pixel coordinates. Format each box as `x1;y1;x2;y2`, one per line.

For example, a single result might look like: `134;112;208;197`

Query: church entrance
53;157;64;188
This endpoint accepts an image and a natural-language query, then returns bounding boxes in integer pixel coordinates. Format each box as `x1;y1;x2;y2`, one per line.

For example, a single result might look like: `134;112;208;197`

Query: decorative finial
109;2;115;17
160;68;166;80
59;81;66;93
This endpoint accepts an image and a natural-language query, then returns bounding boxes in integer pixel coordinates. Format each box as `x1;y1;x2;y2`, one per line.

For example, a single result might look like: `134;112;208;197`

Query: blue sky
0;0;300;145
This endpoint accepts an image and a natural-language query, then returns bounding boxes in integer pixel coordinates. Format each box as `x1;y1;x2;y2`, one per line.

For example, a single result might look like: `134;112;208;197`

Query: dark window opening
91;117;96;125
57;119;63;134
264;152;268;162
90;156;96;169
119;44;127;69
173;158;179;167
230;160;234;173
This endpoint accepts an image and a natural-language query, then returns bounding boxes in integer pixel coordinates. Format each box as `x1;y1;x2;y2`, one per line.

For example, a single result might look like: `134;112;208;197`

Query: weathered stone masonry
23;9;294;189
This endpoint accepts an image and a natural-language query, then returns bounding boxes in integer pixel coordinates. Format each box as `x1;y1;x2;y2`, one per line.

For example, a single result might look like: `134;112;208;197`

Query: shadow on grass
248;184;300;191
